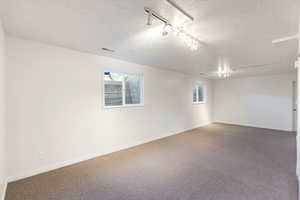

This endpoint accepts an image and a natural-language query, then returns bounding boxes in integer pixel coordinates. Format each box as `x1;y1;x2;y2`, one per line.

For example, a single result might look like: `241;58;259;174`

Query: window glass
104;72;143;107
193;84;205;103
104;72;123;106
125;74;141;105
193;87;197;102
198;86;203;102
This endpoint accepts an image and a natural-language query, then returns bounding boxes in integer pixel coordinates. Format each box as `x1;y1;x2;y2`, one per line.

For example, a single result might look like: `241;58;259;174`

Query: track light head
147;10;153;25
144;7;200;51
162;23;172;36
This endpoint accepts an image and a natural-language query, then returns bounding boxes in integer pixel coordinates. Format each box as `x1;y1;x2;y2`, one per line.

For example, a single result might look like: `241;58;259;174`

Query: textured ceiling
0;0;299;78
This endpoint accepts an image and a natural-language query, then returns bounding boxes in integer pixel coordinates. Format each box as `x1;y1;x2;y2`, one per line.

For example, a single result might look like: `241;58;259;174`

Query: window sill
103;104;144;109
193;102;206;104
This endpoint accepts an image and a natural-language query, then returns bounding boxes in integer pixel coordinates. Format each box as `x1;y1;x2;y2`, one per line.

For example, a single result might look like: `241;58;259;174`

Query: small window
104;71;143;107
193;85;206;103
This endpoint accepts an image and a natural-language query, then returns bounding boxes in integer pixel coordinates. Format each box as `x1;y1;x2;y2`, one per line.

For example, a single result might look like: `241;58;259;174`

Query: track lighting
102;48;115;52
172;26;181;36
217;65;232;78
162;23;172;36
178;30;199;51
144;7;200;51
147;10;153;26
166;0;194;21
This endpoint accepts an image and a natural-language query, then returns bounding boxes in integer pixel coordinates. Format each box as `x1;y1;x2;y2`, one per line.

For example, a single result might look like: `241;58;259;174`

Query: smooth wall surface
0;19;6;199
7;37;212;181
213;74;297;131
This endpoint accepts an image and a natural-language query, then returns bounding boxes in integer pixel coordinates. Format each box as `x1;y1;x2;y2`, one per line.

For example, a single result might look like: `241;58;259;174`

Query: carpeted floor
5;123;298;200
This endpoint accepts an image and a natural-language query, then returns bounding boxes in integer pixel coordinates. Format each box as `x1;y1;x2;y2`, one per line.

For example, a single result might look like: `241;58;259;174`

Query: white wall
213;74;297;131
0;19;7;199
6;37;213;181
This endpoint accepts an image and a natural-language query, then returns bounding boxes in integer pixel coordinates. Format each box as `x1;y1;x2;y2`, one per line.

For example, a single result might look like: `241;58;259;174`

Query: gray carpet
5;123;298;200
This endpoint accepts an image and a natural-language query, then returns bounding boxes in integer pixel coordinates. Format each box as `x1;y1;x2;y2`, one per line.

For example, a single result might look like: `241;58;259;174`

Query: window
193;84;206;103
104;71;143;107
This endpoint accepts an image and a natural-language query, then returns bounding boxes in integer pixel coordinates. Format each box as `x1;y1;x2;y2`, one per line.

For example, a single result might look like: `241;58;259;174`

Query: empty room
0;0;300;199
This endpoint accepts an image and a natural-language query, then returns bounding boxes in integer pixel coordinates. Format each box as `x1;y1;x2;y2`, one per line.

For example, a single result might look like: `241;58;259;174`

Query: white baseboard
213;121;293;132
297;175;300;200
0;181;7;200
8;122;212;183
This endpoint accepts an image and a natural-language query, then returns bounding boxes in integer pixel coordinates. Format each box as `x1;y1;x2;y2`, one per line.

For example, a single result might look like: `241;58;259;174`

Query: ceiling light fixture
144;7;200;51
147;10;153;26
162;23;172;36
102;48;115;52
200;63;282;78
165;0;194;21
144;7;168;24
217;64;232;78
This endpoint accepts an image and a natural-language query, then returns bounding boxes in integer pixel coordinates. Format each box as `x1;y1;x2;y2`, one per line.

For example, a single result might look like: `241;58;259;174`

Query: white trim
298;175;300;200
1;181;7;200
122;73;125;106
297;134;300;177
297;175;300;200
192;102;206;105
102;104;144;109
7;122;212;183
272;34;298;44
214;121;294;132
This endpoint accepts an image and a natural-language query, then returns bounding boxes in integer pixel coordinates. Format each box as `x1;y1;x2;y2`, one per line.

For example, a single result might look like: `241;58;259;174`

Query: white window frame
103;70;144;108
193;84;206;104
